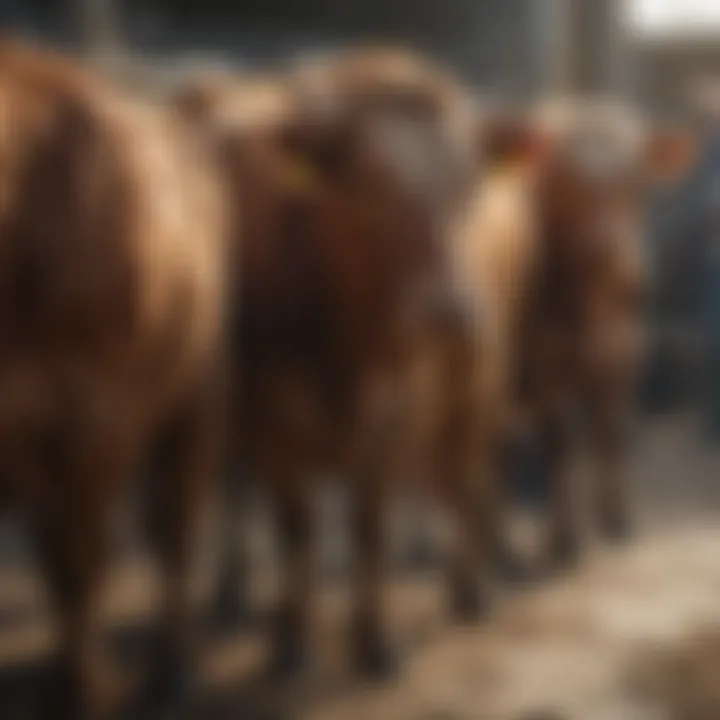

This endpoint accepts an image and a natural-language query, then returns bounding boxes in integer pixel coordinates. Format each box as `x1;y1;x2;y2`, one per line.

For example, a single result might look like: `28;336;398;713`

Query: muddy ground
2;414;720;720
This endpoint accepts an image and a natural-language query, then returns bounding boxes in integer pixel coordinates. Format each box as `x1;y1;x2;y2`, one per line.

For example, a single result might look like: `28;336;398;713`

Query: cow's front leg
209;468;254;632
33;428;124;720
350;470;398;678
587;392;634;543
269;473;314;680
539;404;582;570
143;379;223;712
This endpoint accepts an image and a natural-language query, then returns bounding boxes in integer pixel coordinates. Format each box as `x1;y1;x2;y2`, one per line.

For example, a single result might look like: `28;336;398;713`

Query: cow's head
535;100;694;241
277;48;548;333
534;99;697;382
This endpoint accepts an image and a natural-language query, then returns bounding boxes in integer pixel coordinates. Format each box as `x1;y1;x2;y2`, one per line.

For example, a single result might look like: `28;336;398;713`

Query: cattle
427;113;544;578
0;39;228;718
461;98;695;572
173;48;546;679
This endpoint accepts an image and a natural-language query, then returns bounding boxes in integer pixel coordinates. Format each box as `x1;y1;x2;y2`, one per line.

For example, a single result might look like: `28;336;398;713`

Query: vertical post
549;0;630;96
534;0;572;95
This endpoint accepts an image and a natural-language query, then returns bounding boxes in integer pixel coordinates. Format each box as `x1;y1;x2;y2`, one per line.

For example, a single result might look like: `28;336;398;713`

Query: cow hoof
449;575;491;624
352;625;400;680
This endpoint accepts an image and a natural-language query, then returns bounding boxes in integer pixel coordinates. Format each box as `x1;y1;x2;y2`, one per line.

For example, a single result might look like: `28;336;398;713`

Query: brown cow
0;39;228;718
460;98;694;572
175;49;539;678
530;101;693;564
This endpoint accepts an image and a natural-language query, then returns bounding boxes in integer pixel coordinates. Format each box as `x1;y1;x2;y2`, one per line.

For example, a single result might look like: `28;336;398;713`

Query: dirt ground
2;414;720;720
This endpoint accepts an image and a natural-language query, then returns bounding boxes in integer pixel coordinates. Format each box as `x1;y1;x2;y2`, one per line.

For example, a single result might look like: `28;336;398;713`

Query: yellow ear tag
283;155;320;193
488;157;530;179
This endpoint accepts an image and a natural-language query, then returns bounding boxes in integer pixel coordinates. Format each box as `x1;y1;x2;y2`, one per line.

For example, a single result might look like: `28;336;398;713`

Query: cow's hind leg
587;392;633;543
539;406;582;570
269;471;314;679
399;491;441;573
36;511;114;720
487;433;535;584
348;381;413;679
350;468;398;679
32;430;123;720
444;421;494;624
432;314;493;622
209;469;253;632
142;382;222;712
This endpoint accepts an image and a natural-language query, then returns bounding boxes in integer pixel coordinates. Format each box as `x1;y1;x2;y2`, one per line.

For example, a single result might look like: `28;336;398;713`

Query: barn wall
0;0;549;94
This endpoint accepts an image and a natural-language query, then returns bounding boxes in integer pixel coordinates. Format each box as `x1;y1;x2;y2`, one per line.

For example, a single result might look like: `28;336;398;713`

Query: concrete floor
1;414;720;719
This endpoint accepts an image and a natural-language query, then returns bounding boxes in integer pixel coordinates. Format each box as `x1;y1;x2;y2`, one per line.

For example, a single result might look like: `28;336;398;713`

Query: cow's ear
644;129;697;185
480;112;549;173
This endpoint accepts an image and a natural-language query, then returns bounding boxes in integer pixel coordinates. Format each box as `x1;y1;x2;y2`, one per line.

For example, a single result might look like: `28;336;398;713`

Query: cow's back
456;167;540;417
0;41;226;454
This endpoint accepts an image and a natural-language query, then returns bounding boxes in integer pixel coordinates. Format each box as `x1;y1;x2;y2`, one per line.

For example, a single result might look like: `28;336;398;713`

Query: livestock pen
1;2;720;720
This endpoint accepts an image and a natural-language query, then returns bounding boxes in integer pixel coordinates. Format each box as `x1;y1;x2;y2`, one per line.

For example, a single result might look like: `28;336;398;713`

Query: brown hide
177;53;481;468
495;101;682;564
0;39;228;716
527;102;651;409
0;40;226;450
179;49;489;675
448;99;689;574
455;103;648;431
